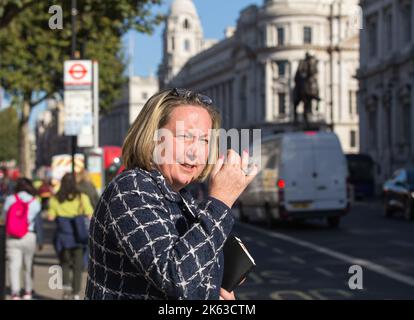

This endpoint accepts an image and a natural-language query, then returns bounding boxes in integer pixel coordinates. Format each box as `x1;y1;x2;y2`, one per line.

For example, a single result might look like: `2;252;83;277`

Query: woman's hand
219;288;236;300
209;149;258;208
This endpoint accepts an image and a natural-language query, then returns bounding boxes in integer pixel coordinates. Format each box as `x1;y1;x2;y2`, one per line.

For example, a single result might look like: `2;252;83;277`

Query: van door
312;141;347;209
282;141;316;208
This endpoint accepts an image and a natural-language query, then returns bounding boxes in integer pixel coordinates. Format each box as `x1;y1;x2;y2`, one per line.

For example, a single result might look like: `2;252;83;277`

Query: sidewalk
5;216;87;300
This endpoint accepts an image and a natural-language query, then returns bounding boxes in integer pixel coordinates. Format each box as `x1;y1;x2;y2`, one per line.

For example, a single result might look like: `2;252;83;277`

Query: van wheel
264;203;276;228
327;216;340;228
239;203;249;223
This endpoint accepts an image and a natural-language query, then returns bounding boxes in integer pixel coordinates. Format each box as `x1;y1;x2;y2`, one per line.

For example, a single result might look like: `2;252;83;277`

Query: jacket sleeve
80;193;94;217
47;197;58;220
104;177;234;299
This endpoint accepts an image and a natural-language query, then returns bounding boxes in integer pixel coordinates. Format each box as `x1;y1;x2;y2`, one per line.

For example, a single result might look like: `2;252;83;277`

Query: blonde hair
122;89;221;182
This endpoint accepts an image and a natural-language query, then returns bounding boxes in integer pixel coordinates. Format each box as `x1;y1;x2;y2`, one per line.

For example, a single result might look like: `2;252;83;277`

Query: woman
1;178;43;300
76;169;99;208
85;88;258;300
48;173;93;300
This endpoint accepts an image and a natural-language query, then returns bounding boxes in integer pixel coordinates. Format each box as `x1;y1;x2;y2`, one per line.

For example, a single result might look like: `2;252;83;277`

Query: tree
0;0;37;29
0;0;163;177
0;107;19;162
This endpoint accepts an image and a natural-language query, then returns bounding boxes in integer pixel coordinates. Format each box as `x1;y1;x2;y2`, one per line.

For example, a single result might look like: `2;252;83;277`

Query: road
5;199;414;300
233;199;414;300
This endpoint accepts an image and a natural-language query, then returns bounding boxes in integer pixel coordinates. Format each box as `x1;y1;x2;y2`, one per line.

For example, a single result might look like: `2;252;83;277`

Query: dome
170;0;198;17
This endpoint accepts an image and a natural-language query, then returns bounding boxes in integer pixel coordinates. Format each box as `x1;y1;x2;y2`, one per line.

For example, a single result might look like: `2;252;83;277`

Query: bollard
0;223;5;300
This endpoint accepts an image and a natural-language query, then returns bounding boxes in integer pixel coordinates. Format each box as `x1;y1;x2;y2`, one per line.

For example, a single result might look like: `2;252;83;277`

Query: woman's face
155;105;212;192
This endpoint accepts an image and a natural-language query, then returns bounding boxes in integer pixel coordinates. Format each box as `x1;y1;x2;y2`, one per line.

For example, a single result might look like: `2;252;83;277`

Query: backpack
5;194;34;238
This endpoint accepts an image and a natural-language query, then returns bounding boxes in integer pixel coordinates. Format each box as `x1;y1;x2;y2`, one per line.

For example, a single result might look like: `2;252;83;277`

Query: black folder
221;235;256;292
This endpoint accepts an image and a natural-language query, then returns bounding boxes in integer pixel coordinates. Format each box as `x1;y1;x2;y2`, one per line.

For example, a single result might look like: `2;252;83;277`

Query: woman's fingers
226;149;241;166
219;288;236;300
210;154;224;178
241;149;249;173
245;163;259;183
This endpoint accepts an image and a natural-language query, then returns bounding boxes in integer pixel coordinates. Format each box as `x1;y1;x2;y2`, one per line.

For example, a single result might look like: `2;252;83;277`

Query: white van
239;131;350;227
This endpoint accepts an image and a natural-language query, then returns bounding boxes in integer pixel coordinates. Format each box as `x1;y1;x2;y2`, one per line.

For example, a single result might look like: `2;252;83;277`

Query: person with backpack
47;173;93;300
0;178;43;300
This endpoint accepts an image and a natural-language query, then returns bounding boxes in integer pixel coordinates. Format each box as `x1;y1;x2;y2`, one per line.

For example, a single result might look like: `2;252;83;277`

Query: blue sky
27;0;263;128
125;0;263;77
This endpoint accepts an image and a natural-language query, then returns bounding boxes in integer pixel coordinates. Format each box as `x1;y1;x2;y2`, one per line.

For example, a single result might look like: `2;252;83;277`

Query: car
238;131;350;228
383;168;414;221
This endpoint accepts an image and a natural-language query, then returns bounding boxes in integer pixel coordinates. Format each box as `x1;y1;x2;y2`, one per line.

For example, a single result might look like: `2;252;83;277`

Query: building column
265;60;273;122
233;74;240;129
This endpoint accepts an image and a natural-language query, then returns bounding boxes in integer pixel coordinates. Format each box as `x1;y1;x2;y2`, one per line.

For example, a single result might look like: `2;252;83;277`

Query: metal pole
93;61;99;149
71;0;77;173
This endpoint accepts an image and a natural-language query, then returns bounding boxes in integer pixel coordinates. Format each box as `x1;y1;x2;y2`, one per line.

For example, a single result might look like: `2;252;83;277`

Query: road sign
77;125;94;147
64;90;92;136
63;60;98;147
64;60;92;88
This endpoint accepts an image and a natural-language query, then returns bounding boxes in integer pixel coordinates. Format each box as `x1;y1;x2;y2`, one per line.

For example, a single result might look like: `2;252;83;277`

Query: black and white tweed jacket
85;167;234;300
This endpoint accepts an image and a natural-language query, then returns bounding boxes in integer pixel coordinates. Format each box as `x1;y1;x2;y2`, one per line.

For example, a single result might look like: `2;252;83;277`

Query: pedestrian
85;88;258;300
37;178;53;212
1;178;43;300
48;173;93;300
76;169;99;208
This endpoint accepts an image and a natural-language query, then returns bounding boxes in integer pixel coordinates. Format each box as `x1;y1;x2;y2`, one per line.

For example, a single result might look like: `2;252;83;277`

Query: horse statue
293;52;321;125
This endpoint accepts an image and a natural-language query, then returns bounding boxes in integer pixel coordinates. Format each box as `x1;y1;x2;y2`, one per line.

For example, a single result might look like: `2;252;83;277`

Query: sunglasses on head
170;88;213;106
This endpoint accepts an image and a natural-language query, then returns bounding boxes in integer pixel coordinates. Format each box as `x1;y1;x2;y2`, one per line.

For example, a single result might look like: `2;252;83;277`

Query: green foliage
0;0;164;111
0;0;163;174
0;107;19;161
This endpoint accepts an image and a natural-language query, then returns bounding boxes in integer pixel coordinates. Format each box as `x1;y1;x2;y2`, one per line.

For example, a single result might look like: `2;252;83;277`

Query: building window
142;92;148;100
350;130;356;148
171;37;175;51
384;7;392;51
277;27;285;46
278;93;286;115
184;39;190;52
183;19;190;30
367;15;378;57
277;60;287;77
401;0;412;43
304;26;312;44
